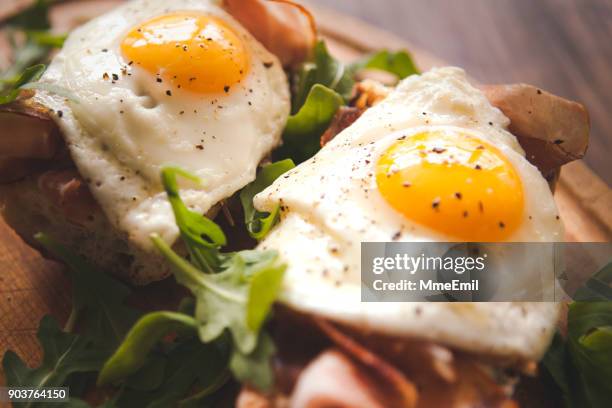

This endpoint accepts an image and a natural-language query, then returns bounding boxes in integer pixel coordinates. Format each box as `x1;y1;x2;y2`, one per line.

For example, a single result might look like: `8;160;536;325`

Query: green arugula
573;262;612;301
153;167;285;388
25;30;68;48
115;337;231;408
230;332;276;391
1;234;143;405
1;0;66;104
542;263;612;408
5;0;56;30
161;167;226;273
292;40;354;112
96;167;285;393
151;235;284;355
2;316;110;407
98;312;198;385
277;84;344;163
350;49;420;79
0;63;45;104
35;233;141;346
240;159;295;239
281;40;354;164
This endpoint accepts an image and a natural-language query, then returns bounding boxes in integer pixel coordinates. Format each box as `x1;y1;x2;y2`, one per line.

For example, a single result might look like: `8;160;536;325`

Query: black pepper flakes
223;85;230;93
463;210;469;218
537;89;542;95
166;90;172;96
432;147;446;154
553;139;564;144
156;78;162;83
454;192;462;199
112;73;119;81
432;197;441;210
475;164;482;170
57;110;63;118
195;144;204;150
499;221;505;229
263;61;274;68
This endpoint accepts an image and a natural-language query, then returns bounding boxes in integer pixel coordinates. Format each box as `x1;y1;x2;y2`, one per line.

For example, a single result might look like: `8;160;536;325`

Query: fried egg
255;67;562;361
33;0;289;280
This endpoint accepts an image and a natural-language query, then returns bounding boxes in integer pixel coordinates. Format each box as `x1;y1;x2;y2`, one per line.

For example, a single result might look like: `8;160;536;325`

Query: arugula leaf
351;49;419;79
25;30;67;47
35;233;140;347
150;168;286;389
161;167;226;273
2;316;109;397
240;159;295;239
0;37;48;82
98;312;198;385
151;235;284;354
116;337;230;408
566;302;612;407
542;263;612;407
292;40;354;112
0;0;68;105
574;262;612;301
230;332;276;391
0;63;45;104
5;0;56;31
1;0;64;85
542;333;574;407
277;84;344;163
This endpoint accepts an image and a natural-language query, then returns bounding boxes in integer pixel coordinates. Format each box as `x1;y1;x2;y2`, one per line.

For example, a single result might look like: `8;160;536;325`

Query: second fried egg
254;67;562;361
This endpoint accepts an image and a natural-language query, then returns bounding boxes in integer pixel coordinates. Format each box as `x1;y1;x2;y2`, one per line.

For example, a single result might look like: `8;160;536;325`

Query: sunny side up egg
33;0;289;281
255;67;562;361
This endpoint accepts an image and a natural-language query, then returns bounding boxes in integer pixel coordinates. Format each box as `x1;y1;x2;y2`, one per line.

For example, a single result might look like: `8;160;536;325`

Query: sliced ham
222;0;316;67
37;169;99;226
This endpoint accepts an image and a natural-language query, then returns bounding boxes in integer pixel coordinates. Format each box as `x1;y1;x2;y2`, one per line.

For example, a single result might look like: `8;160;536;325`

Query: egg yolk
121;12;249;94
376;131;524;241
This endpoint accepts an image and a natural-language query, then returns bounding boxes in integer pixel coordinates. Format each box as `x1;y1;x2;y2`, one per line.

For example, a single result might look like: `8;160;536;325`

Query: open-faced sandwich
1;1;607;407
0;0;314;283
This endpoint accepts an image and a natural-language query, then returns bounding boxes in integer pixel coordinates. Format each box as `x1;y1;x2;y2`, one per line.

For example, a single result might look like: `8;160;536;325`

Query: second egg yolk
376;131;524;241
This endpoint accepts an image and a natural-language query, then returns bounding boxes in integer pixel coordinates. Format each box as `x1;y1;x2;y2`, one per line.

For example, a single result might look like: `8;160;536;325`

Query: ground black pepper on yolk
376;131;524;241
121;12;250;94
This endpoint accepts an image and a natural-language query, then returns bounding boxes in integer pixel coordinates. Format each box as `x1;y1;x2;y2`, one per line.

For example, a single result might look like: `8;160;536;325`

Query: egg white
255;67;562;361
34;0;290;282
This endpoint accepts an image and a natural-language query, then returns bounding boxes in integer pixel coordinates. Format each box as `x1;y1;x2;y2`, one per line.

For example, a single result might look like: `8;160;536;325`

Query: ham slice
222;0;316;67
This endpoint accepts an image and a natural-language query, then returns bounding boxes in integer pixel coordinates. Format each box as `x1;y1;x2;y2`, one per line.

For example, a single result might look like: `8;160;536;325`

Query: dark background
310;0;611;185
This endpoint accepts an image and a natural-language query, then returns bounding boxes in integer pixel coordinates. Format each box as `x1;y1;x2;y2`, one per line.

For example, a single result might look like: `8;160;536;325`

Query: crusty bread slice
0;174;172;284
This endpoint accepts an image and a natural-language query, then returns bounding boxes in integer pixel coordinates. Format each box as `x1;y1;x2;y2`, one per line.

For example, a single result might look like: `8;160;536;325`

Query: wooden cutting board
0;0;611;385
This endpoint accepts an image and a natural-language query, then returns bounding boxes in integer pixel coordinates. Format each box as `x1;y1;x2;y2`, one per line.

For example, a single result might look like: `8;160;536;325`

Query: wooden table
309;0;612;186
